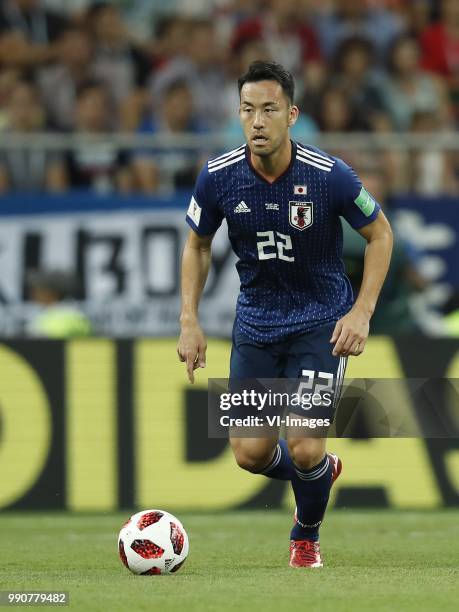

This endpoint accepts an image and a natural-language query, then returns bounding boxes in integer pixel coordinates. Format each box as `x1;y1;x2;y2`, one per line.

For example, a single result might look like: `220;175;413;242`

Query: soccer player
178;61;393;568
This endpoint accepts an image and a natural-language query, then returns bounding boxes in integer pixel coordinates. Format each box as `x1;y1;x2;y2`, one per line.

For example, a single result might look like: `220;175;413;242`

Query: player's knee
233;448;270;473
288;440;324;470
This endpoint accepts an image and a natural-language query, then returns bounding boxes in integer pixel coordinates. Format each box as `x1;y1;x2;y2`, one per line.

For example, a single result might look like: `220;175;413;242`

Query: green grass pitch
0;510;458;612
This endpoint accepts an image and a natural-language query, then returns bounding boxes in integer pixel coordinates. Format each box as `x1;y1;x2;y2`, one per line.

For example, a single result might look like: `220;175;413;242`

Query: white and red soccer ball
118;509;189;575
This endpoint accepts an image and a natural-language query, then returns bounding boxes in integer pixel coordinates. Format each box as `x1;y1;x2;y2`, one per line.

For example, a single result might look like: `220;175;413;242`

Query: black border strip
117;340;134;509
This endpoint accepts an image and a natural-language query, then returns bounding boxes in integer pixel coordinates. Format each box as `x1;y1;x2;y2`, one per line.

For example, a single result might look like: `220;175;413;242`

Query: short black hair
27;269;77;300
238;61;295;104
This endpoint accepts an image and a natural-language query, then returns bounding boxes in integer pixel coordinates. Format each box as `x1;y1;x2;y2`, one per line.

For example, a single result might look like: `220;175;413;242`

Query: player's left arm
331;210;393;356
330;158;394;356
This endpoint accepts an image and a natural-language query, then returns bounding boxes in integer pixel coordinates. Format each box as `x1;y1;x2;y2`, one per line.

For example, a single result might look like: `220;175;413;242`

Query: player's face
239;80;298;157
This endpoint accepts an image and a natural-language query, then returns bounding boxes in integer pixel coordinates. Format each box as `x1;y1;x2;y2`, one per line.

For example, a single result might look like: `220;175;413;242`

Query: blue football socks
260;442;333;541
290;454;333;541
259;438;294;481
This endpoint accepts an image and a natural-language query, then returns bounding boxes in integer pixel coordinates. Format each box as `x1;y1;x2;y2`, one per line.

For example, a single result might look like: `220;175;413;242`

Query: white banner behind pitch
0;210;239;336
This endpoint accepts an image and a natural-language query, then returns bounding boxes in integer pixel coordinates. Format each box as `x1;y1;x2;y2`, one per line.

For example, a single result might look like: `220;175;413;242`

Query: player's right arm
177;163;223;383
178;229;213;383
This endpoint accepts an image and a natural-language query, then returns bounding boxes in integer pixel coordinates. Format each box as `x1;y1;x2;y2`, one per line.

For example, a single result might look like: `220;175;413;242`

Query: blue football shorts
228;320;347;423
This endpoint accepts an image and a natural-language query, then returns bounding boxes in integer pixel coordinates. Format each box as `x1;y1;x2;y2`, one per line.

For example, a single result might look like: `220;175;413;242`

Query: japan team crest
289;201;313;231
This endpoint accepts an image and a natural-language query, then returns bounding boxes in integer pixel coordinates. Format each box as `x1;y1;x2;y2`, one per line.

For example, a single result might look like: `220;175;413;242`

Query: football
118;509;189;575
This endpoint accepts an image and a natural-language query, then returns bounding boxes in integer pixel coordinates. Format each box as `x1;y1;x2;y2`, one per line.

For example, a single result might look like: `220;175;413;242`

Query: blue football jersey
186;141;380;343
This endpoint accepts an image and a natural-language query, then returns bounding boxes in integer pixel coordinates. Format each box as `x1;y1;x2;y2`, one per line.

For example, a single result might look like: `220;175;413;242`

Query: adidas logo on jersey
234;201;251;213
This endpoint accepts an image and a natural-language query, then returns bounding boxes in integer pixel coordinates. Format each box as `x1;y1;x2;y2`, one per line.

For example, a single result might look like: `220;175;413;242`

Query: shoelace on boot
291;540;320;564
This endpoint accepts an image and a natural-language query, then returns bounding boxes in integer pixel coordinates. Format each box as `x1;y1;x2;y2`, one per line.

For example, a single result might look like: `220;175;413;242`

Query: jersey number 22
257;231;294;262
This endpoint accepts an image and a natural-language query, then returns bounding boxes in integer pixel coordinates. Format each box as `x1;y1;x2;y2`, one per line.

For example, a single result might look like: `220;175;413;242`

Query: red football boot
328;452;342;484
291;453;342;568
289;539;323;568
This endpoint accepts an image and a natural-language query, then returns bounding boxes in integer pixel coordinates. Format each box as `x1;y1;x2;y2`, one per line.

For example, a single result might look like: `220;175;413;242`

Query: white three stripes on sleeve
296;144;334;165
208;153;246;173
296;145;335;172
208;145;245;167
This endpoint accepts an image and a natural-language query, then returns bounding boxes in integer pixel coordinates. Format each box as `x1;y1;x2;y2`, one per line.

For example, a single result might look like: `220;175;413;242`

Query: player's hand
330;307;370;357
177;322;207;384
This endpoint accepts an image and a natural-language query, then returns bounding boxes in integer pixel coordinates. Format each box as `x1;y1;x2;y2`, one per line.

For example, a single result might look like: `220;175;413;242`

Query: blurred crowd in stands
0;0;458;195
1;0;458;336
